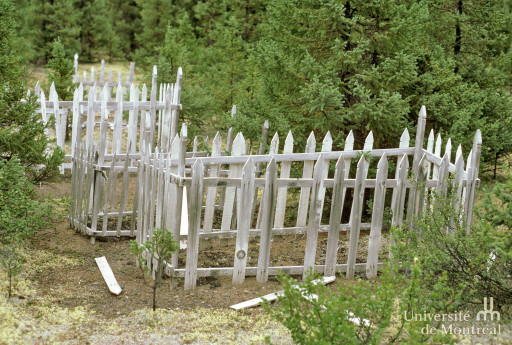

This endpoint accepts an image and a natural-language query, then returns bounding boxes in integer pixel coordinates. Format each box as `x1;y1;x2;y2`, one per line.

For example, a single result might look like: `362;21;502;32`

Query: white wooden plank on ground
95;256;122;295
230;276;335;310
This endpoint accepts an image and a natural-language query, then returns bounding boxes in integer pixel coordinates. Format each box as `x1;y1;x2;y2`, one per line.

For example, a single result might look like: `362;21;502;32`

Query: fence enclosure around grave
72;54;135;88
135;106;482;290
67;68;184;241
33;65;181;171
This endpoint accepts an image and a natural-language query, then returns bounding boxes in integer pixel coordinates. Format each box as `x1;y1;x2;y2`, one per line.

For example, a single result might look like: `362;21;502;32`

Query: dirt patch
32;176;387;319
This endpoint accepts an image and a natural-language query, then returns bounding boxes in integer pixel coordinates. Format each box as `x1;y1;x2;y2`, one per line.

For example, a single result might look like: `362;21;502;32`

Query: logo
476;297;500;321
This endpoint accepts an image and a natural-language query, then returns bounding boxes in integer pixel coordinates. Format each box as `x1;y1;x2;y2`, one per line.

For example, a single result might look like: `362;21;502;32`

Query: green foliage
392;184;512;306
47;37;74;100
108;0;141;59
0;158;55;243
0;243;23;299
26;0;82;63
78;0;121;62
130;227;179;311
0;158;56;299
0;0;64;181
264;265;455;345
479;169;512;260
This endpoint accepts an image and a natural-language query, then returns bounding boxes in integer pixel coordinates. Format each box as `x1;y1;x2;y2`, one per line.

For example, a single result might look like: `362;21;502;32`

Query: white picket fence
134;106;482;289
33;66;182;172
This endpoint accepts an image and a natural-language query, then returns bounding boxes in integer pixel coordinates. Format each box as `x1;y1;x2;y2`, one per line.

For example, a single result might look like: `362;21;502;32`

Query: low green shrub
263;264;455;345
393;186;512;307
0;157;56;298
0;158;55;243
130;227;179;311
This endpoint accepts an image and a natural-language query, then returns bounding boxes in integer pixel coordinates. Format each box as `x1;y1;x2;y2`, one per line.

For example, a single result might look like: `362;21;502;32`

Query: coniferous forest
11;0;512;172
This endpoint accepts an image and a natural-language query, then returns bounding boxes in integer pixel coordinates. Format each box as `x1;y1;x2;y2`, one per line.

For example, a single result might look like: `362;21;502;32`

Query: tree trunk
152;284;157;311
454;0;463;74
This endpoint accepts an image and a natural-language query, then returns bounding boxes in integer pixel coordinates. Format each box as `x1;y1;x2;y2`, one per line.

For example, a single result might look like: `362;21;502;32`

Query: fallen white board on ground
230;276;335;310
95;256;122;295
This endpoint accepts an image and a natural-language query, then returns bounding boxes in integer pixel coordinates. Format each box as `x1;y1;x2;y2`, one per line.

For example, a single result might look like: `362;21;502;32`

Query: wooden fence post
233;158;256;284
303;156;325;279
256;158;278;283
464;130;482;233
203;133;222;232
324;155;346;277
406;106;427;226
274;131;294;228
184;159;204;290
366;154;388;279
389;154;409;259
297;132;316;227
346;155;369;279
221;133;245;230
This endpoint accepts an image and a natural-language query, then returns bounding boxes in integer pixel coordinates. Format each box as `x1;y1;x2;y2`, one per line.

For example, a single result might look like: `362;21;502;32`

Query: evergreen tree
28;0;82;63
78;0;121;62
0;0;64;180
240;0;512;167
134;0;178;64
47;37;74;100
108;0;141;59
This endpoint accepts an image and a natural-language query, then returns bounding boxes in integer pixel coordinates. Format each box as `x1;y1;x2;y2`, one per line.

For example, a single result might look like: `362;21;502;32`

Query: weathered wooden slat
389;154;408;259
425;129;434;179
453;154;465;218
406;106;427;226
203;133;222;232
112;84;124;154
71;88;79;157
256;158;278;283
413;154;429;226
391;129;410;218
148;148;158;240
86;84;96;153
464;130;482;233
366;154;388;279
233;158;256;284
230;276;335;310
149;66;157;146
303;157;325;279
274;131;293;228
155;151;165;231
102;155;116;236
436;152;450;195
164;135;180;235
297;132;316;227
317;132;333;222
255;132;279;229
346;155;369;279
184;160;204;290
173;263;380;278
116;152;131;236
127;84;138;154
170;68;182;141
221;133;246;230
171;125;187;267
95;256;122;295
432;133;442;182
324;156;346;277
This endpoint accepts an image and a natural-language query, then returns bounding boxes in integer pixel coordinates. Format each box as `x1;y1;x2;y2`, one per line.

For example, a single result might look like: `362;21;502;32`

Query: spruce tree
78;0;121;62
0;0;64;180
108;0;141;59
241;0;512;167
47;37;74;100
28;0;81;63
134;0;177;64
